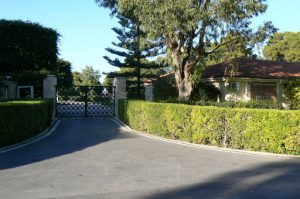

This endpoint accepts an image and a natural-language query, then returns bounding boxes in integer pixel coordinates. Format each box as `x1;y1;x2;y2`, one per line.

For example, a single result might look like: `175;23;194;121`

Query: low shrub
159;99;283;110
0;100;52;147
119;100;300;155
285;78;300;109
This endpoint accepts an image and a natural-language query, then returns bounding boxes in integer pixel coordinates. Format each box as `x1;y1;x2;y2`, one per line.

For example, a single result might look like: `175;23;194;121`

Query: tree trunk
170;46;194;101
175;67;193;101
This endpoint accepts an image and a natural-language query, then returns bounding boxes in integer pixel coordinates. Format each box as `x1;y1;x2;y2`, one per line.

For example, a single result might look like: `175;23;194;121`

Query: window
250;83;277;101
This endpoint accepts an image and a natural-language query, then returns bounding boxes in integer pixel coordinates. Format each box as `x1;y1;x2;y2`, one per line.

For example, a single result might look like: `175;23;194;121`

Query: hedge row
0;100;52;147
119;100;300;155
159;99;283;109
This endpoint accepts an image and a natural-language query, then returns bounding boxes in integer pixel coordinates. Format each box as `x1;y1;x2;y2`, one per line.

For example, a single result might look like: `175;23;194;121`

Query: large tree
0;19;59;75
113;0;276;100
103;14;163;98
263;32;300;62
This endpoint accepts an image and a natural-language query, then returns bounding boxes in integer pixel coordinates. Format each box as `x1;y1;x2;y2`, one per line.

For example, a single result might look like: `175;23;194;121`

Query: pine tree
103;15;163;98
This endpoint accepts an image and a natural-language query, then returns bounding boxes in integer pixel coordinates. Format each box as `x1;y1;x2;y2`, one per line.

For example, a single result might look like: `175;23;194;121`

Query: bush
0;100;52;147
119;100;300;155
153;74;178;101
159;99;283;110
153;74;220;101
285;78;300;109
190;82;220;101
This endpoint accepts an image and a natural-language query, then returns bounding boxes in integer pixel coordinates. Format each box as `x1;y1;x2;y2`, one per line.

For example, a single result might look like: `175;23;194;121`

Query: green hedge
119;100;300;155
160;99;283;109
0;100;52;147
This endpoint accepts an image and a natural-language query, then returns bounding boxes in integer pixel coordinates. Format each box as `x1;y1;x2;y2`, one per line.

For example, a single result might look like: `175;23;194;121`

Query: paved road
0;118;299;199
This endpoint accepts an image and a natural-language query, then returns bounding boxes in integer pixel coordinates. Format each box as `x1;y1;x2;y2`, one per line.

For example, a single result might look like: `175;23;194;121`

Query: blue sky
0;0;300;82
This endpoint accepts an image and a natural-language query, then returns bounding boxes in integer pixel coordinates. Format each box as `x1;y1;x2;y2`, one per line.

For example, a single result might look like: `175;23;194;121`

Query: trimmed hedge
160;99;283;109
119;100;300;155
0;100;52;147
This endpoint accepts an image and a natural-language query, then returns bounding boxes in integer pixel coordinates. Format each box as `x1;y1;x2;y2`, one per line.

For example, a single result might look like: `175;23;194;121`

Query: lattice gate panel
56;86;115;117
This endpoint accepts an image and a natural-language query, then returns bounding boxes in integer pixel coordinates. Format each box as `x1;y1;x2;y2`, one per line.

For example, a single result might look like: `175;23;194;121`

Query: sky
0;0;300;82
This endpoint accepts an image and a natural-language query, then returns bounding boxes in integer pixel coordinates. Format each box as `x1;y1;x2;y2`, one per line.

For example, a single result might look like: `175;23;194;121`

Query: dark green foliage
0;20;59;74
56;59;73;91
263;32;300;62
119;100;300;155
285;78;300;109
95;0;118;15
14;70;48;86
190;82;220;101
153;74;220;102
153;74;178;101
103;14;163;98
0;100;52;147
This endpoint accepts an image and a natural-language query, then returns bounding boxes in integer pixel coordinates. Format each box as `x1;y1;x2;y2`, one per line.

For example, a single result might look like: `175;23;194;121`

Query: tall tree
115;0;276;100
263;32;300;62
103;14;163;98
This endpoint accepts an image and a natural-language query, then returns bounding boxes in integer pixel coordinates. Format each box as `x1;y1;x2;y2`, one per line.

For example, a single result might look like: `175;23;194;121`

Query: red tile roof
201;58;300;80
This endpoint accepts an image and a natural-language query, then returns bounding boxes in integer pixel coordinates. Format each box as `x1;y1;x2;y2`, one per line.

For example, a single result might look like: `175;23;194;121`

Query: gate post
43;75;57;99
43;75;57;119
113;77;126;117
144;81;154;101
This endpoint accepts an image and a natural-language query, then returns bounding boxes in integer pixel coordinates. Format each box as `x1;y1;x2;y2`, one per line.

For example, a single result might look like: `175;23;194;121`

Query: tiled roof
201;58;300;80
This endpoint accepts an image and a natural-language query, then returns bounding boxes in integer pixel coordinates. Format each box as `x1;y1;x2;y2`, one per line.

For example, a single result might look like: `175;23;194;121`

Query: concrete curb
0;119;61;154
112;118;300;159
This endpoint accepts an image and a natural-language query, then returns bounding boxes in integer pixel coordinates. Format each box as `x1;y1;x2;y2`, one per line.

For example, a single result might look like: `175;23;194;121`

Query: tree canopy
97;0;276;100
115;0;276;100
56;58;73;90
73;66;101;86
0;19;59;74
263;32;300;62
206;32;255;65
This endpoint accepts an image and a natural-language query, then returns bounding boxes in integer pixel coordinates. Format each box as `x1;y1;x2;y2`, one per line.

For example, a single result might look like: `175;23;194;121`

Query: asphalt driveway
0;118;299;199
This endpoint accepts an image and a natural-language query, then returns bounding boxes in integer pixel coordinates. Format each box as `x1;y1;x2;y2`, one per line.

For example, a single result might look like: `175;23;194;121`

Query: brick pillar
113;77;126;117
43;75;57;120
43;75;57;99
145;84;153;101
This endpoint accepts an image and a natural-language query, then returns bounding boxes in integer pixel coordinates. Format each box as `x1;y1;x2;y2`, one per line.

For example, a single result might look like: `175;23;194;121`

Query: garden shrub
285;78;300;109
119;100;300;155
160;99;283;110
0;100;52;147
153;74;178;101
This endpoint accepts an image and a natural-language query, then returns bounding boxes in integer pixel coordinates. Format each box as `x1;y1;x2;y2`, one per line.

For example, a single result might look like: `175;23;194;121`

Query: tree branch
207;37;241;55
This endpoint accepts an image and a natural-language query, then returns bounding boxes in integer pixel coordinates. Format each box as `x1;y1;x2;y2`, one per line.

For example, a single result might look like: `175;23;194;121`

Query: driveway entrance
56;86;115;117
0;118;299;199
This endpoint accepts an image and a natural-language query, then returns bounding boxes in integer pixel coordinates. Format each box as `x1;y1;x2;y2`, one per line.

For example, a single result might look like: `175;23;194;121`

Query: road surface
0;118;299;199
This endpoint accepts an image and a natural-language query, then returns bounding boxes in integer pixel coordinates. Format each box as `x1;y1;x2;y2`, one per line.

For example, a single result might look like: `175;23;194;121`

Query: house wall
224;81;249;101
205;78;287;104
0;81;18;101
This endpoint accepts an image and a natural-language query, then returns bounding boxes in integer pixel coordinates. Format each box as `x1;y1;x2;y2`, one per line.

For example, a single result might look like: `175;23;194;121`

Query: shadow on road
0;118;133;170
142;159;300;199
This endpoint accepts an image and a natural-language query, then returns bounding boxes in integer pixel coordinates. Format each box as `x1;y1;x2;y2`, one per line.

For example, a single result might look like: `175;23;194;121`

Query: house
201;58;300;105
